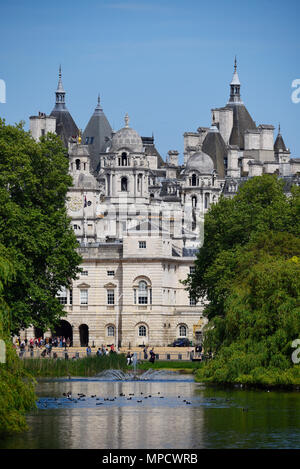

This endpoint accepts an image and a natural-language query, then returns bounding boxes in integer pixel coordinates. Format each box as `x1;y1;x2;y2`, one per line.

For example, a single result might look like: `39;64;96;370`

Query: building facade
27;60;300;348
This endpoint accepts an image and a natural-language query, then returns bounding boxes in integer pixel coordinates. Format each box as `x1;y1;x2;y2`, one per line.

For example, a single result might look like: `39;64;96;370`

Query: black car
172;338;191;347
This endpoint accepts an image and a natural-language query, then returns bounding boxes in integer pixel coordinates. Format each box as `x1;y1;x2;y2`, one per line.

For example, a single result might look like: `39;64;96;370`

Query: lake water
1;370;300;449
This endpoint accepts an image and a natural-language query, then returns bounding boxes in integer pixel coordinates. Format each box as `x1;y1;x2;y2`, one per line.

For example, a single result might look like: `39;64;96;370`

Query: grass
21;353;127;377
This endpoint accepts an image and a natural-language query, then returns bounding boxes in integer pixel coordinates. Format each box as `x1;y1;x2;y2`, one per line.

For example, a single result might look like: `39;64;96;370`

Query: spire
94;93;103;114
228;57;241;103
210;111;219;132
124;113;129;128
274;123;287;152
55;65;66;107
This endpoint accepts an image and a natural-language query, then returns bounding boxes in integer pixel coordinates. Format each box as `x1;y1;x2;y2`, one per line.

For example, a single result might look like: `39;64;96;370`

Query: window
139;325;147;337
121;152;128;166
81;271;88;276
75;159;81;170
139;241;146;249
107;289;115;305
57;287;67;305
190;266;195;274
205;193;210;209
179;325;187;337
121;177;128;191
107;270;115;277
90;137;94;144
80;289;88;305
138;281;148;304
69;288;73;305
189;296;197;306
107;326;115;337
192;174;197;186
192;196;197;208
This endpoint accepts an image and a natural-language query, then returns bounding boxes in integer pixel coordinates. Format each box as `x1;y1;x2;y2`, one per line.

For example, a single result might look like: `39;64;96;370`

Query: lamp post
116;293;123;353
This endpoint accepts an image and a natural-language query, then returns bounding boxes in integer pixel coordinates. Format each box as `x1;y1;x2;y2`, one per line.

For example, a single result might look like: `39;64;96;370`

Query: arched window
121;177;128;192
121;152;128;166
75;159;81;170
138;280;148;304
107;325;115;337
139;325;147;337
179;325;187;337
192;174;197;186
192;196;197;208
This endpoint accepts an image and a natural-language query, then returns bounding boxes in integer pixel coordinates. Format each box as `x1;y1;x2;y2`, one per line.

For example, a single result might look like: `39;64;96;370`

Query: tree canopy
0;119;82;334
186;175;300;386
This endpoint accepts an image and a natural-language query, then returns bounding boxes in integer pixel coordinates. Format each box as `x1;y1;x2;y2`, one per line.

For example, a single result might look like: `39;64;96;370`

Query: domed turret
185;151;214;174
111;113;144;153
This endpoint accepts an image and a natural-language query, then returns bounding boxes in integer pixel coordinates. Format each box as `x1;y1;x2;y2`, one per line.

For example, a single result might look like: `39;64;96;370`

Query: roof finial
59;64;62;79
124;113;129;128
98;93;100;106
234;56;237;72
278;123;281;135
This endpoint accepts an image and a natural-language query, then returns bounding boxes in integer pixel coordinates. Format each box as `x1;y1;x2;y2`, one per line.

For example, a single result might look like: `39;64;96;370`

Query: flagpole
83;192;87;245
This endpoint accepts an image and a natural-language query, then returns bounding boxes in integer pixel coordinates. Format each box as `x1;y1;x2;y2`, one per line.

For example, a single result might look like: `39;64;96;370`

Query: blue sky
0;0;300;161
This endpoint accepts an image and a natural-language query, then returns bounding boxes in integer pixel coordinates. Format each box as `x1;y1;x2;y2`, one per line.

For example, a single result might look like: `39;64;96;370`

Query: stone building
27;61;300;347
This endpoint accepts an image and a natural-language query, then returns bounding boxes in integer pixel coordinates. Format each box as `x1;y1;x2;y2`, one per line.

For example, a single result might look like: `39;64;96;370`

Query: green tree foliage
0;246;36;436
186;175;300;386
0;119;82;334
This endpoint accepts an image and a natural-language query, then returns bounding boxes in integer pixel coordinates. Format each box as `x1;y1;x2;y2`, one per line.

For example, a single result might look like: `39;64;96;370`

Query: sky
0;0;300;162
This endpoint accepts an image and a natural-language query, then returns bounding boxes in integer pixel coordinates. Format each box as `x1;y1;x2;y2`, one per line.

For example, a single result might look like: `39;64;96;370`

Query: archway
79;324;89;347
52;320;73;345
34;327;44;339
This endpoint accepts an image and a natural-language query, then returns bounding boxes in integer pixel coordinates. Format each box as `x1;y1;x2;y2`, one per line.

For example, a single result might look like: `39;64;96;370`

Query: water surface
1;371;300;449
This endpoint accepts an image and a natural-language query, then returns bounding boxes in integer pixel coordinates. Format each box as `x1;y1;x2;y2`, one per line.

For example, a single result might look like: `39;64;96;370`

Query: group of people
15;336;71;350
125;347;156;365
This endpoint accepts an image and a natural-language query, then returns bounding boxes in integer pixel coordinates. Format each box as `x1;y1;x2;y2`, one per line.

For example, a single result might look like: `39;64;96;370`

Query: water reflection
1;373;300;449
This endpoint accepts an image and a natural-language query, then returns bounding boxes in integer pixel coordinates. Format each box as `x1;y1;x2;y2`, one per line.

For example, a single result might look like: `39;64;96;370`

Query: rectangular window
81;271;88;276
190;266;195;274
57;288;67;305
189;296;197;306
107;289;115;305
139;241;146;249
69;288;73;305
107;271;115;277
80;289;88;305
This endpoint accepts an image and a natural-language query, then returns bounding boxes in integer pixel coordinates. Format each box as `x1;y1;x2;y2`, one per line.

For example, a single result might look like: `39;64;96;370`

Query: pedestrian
126;352;131;365
143;347;148;360
86;345;91;356
149;349;155;364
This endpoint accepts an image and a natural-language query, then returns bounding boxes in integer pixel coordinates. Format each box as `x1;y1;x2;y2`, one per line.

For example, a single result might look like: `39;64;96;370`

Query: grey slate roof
202;129;227;178
274;133;287;152
226;103;256;149
82;97;112;173
50;109;79;147
142;136;165;168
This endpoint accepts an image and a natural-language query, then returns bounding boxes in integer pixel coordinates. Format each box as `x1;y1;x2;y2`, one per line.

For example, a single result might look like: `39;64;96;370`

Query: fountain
97;368;167;381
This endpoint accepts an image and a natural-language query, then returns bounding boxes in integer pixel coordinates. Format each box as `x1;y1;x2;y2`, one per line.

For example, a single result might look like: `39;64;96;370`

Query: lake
1;370;300;449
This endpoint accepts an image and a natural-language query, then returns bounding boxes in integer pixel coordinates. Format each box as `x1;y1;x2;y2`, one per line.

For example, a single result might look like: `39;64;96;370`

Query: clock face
68;196;82;212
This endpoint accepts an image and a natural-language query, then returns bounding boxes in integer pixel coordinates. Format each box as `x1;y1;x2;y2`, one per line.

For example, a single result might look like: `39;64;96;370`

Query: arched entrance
52;320;73;345
79;324;89;347
34;327;44;339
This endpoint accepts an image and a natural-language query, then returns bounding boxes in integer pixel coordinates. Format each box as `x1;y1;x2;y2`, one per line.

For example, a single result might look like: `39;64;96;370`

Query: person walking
149;349;155;364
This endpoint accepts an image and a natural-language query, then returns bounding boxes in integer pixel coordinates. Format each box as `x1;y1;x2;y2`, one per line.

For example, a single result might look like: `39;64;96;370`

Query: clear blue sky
1;0;300;162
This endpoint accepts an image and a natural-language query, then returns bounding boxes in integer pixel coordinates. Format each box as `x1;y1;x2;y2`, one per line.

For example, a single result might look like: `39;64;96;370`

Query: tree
0;119;82;334
186;175;300;386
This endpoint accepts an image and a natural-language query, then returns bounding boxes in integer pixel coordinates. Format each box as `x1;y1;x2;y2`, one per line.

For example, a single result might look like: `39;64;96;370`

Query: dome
186;151;214;174
110;114;143;153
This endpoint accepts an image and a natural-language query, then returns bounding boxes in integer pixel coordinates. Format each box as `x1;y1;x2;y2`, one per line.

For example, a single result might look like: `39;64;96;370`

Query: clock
68;196;82;212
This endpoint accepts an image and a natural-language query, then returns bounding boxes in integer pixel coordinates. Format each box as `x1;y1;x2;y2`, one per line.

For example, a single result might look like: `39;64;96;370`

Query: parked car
172;338;191;347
